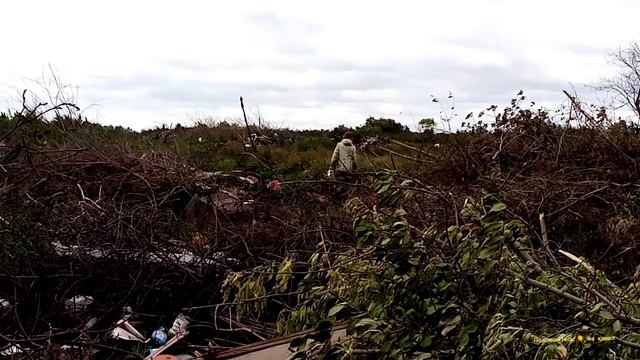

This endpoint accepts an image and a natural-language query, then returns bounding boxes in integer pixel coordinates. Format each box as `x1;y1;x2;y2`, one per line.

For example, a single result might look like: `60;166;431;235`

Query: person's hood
341;139;354;146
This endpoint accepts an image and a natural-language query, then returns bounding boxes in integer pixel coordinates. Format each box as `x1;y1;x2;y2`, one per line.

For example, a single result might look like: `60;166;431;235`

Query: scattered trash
84;317;97;330
60;345;81;350
0;298;10;310
212;190;252;212
149;249;238;267
111;327;144;342
152;327;168;345
168;313;190;337
193;170;260;186
1;128;352;359
53;241;108;258
183;190;255;221
238;175;259;185
122;306;134;321
143;330;189;360
64;295;94;312
268;180;282;192
193;182;213;191
111;319;147;342
0;345;25;356
53;241;238;268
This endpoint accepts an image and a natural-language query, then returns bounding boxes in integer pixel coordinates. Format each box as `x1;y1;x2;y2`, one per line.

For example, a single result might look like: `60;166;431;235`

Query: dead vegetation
0;96;360;358
414;93;640;279
216;92;640;359
4;87;640;358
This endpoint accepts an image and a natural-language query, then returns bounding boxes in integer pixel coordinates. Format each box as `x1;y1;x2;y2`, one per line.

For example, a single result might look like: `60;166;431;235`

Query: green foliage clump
223;172;640;359
296;136;334;152
0;209;45;267
357;117;410;136
419;118;436;134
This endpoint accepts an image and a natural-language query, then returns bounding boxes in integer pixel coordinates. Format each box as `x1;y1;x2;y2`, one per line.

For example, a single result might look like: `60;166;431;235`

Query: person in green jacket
329;131;358;181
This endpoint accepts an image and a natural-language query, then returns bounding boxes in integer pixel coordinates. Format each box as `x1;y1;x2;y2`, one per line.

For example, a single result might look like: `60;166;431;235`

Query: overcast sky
1;0;638;130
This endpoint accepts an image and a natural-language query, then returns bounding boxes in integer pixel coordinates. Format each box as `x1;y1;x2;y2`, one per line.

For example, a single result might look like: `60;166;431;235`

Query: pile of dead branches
0;110;354;358
380;93;640;280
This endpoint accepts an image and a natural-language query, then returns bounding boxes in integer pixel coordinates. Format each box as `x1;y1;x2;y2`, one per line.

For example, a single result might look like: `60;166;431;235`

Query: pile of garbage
0;295;256;359
110;310;192;359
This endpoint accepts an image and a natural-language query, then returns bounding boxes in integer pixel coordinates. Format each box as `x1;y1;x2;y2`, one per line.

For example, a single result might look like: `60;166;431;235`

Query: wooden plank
208;322;348;360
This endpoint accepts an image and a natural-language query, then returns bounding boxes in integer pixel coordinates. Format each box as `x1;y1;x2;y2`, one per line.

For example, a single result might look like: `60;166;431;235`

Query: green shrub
357;117;410;136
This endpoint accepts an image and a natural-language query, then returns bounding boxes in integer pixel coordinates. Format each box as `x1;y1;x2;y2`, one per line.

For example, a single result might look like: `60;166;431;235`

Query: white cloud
1;0;639;130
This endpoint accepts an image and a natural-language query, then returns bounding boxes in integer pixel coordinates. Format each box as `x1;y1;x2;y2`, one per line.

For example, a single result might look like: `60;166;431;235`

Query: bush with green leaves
419;118;436;134
357;117;410;136
223;172;640;359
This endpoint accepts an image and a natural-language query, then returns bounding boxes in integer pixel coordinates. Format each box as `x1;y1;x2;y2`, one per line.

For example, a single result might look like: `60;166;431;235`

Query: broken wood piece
114;320;147;342
111;327;145;342
144;330;189;360
539;213;561;270
558;249;583;265
558;249;595;273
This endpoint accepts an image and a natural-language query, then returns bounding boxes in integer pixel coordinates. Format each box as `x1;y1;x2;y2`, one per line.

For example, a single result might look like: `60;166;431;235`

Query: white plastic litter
60;345;81;350
121;305;134;321
64;295;94;312
111;327;144;342
168;313;190;336
238;176;258;185
0;345;25;356
111;319;147;342
53;241;108;258
52;241;237;267
84;317;97;330
0;298;10;310
152;328;168;345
